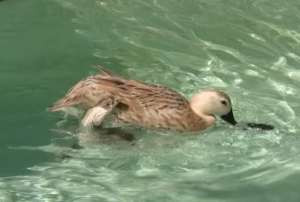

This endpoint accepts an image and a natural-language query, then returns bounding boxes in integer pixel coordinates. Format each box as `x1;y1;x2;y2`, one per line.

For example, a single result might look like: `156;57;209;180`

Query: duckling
47;67;274;132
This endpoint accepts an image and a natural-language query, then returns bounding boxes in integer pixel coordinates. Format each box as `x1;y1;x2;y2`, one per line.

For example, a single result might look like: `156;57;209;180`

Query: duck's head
190;89;237;126
190;89;274;130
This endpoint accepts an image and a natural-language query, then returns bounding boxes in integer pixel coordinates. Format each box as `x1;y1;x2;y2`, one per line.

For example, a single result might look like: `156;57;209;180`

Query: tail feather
47;66;116;112
47;96;84;112
94;66;114;77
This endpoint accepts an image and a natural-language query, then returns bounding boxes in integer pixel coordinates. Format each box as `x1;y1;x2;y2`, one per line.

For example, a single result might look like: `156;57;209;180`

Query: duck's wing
94;76;190;114
109;79;194;131
98;67;190;111
125;82;189;111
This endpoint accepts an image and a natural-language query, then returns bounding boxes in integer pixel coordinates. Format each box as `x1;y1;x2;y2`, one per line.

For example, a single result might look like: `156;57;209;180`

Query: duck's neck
190;104;216;126
198;112;216;126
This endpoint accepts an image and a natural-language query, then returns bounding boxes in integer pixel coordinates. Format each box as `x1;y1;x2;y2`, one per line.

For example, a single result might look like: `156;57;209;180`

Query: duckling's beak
220;109;237;126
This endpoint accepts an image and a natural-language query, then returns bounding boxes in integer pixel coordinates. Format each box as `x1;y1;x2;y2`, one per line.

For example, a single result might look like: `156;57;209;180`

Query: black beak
220;109;237;126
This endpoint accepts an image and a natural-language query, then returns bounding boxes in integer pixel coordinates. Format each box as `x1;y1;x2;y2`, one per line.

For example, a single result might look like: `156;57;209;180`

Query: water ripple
5;0;300;201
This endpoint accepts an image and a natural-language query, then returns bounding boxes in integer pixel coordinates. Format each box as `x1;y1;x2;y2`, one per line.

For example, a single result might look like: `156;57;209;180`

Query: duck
47;66;274;132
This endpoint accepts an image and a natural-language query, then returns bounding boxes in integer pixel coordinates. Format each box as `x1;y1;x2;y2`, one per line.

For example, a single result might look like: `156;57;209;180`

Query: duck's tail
94;66;115;77
47;66;115;112
47;94;85;112
47;77;89;112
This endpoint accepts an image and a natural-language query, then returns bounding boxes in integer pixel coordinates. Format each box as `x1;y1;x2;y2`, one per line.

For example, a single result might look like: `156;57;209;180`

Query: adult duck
47;67;274;132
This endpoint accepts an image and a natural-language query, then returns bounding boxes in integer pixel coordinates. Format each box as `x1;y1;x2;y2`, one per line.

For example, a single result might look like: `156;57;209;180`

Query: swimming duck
47;67;274;132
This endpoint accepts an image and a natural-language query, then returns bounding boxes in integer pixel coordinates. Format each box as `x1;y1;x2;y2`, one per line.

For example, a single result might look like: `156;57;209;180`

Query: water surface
1;0;300;201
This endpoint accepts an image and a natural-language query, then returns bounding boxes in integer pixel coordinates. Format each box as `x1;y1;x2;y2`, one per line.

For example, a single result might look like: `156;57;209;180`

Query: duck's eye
221;100;227;105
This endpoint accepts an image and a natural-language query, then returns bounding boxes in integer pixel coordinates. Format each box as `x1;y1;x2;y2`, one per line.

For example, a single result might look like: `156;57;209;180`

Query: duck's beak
220;109;237;126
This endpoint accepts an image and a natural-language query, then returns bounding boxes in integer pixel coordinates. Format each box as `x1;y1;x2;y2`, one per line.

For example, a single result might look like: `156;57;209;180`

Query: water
1;0;300;201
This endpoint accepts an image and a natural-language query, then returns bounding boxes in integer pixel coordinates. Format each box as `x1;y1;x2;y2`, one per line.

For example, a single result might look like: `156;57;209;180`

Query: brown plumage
47;66;236;132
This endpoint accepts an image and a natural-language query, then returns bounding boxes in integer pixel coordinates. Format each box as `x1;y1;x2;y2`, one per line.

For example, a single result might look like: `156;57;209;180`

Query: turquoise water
1;0;300;201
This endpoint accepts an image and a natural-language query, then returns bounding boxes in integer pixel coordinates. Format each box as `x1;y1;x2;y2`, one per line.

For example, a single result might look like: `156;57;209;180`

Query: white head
190;90;237;125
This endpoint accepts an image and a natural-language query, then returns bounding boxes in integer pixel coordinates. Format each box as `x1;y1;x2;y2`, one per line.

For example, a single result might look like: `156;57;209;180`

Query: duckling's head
190;89;237;126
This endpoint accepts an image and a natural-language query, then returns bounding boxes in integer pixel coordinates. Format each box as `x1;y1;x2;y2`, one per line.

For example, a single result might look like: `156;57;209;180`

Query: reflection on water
1;0;300;201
